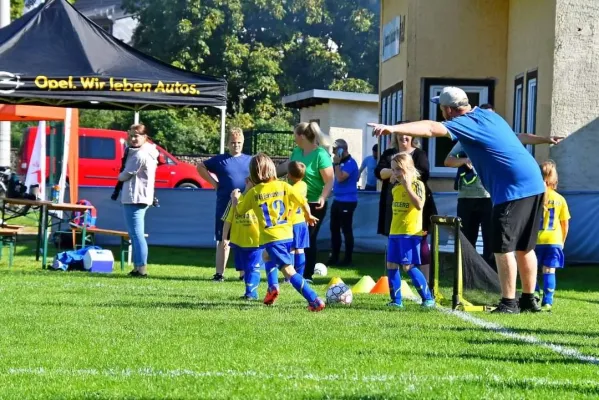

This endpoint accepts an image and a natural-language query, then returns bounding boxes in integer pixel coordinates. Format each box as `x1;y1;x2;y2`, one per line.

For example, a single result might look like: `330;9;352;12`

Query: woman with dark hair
375;124;437;280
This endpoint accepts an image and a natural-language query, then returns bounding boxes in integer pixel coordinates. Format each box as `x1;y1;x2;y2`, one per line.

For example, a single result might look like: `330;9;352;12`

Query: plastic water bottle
51;185;60;203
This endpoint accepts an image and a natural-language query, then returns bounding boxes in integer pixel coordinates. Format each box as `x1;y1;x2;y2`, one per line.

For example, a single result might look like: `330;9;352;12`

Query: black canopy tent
0;0;229;152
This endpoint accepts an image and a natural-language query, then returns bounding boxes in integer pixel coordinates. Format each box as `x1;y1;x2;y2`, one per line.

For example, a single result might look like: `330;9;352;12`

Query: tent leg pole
219;107;226;154
134;112;140;125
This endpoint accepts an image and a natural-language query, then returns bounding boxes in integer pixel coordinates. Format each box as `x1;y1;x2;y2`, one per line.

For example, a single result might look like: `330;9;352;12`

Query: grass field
1;238;599;399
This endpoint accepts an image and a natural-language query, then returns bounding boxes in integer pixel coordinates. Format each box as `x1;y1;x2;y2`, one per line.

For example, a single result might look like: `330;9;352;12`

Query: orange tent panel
0;105;79;202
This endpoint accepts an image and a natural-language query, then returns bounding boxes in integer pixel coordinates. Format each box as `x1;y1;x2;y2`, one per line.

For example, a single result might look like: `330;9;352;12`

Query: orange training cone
370;276;390;294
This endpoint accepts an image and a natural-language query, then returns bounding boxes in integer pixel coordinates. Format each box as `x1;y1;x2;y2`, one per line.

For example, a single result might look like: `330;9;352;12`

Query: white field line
438;307;599;365
2;367;599;389
404;293;599;366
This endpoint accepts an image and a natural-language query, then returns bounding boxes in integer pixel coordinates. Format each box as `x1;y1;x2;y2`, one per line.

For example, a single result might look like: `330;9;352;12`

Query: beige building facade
379;0;599;191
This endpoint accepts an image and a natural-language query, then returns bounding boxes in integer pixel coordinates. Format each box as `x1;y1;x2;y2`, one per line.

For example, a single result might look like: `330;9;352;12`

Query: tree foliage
9;0;380;155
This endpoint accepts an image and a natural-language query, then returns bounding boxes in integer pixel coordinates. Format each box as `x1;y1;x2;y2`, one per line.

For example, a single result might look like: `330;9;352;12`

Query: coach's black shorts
491;193;544;254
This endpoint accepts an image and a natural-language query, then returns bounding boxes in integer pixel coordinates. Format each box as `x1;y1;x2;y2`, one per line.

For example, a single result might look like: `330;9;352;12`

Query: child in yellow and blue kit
386;152;435;308
222;177;263;300
288;161;310;277
535;161;570;311
231;153;325;312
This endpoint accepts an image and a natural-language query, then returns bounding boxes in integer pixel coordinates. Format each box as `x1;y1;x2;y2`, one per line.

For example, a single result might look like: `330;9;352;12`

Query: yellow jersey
537;189;570;246
222;197;261;249
289;180;308;225
389;180;425;236
236;180;307;245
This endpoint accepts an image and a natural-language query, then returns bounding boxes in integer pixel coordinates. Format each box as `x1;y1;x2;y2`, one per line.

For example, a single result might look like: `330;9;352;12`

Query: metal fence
243;130;294;157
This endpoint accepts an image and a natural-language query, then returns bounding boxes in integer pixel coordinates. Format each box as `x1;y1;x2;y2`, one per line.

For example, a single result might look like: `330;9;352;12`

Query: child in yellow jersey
386;152;435;308
231;153;325;312
535;161;570;311
222;177;263;300
288;161;310;277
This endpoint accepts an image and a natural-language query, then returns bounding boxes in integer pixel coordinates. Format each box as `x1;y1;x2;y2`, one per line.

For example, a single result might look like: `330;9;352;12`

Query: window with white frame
427;84;489;177
524;70;538;155
513;77;524;134
379;82;403;153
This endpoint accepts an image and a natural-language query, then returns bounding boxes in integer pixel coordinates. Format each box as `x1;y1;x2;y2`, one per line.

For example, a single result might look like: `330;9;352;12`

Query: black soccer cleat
519;296;542;313
491;302;520;314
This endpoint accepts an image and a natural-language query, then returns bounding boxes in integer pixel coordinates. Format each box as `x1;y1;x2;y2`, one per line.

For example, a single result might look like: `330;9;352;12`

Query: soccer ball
314;262;328;276
326;283;353;305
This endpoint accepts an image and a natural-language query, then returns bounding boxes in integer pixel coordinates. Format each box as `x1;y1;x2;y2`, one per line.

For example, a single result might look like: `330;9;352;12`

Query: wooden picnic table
0;198;94;268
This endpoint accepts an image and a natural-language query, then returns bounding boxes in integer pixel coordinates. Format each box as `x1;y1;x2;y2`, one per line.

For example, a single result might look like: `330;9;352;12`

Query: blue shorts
292;223;310;250
387;235;422;266
535;245;565;269
214;204;228;241
264;241;293;269
233;246;263;272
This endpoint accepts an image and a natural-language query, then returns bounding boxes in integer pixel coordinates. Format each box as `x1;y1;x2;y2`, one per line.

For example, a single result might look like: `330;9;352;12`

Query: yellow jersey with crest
221;197;260;249
389;180;425;237
537;189;570;246
289;180;308;225
235;180;307;245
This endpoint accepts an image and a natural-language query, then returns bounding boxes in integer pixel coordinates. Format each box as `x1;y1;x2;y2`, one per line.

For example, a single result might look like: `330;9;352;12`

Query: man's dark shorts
491;193;543;254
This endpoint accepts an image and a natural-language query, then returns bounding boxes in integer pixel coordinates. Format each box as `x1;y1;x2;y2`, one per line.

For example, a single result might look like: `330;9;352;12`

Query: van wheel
176;182;199;189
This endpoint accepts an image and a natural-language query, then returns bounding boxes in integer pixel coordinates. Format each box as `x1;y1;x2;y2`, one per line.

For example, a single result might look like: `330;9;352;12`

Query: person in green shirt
277;122;334;280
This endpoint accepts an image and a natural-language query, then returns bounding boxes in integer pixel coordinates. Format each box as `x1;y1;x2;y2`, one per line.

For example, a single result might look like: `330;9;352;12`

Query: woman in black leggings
276;122;334;280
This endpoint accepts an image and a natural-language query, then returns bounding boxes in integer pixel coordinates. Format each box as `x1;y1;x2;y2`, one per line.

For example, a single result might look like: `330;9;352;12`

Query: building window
423;79;494;177
513;76;524;133
379;82;403;153
524;70;538;155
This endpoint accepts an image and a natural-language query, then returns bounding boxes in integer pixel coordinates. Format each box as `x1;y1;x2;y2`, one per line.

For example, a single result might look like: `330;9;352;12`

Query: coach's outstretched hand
368;123;393;137
550;136;565;145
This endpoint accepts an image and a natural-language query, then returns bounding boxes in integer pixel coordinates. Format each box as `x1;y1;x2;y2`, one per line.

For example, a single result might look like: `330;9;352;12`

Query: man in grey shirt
444;141;494;269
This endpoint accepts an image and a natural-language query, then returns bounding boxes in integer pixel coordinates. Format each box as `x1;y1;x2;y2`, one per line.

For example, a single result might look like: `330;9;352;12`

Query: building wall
380;0;409;94
549;0;599;190
406;0;509;119
299;101;378;187
299;104;331;135
505;0;557;162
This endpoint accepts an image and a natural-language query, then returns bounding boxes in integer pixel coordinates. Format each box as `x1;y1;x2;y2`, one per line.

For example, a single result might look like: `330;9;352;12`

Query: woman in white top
118;124;158;277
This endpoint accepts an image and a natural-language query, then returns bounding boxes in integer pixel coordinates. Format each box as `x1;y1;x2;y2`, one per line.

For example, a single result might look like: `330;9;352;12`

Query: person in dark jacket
374;123;437;280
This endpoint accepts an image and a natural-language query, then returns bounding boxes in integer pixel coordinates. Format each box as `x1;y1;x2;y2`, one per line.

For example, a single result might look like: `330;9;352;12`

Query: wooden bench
0;227;23;268
70;224;148;271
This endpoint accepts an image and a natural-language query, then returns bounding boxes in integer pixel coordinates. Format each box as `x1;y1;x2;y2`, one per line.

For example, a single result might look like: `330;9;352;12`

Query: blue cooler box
84;249;114;273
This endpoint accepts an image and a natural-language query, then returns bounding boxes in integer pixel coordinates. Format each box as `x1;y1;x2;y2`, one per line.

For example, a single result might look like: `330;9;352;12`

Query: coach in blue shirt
198;128;251;282
328;139;359;266
369;87;562;314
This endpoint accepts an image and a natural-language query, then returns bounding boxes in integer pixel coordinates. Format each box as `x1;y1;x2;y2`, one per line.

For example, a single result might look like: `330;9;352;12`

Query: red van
18;127;213;189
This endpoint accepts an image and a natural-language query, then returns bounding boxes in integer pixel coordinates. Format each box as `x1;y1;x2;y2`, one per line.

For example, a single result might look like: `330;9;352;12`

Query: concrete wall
299;100;379;187
549;0;599;190
505;0;557;162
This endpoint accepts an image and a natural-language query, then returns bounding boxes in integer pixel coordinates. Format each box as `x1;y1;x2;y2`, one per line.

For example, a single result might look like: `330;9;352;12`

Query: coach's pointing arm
367;121;450;139
517;133;563;146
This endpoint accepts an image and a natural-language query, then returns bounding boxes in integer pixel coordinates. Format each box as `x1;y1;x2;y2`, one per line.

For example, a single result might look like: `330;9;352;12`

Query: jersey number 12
261;200;287;228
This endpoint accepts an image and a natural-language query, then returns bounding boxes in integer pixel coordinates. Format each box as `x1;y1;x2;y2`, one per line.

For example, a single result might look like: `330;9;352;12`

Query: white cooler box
84;249;114;273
